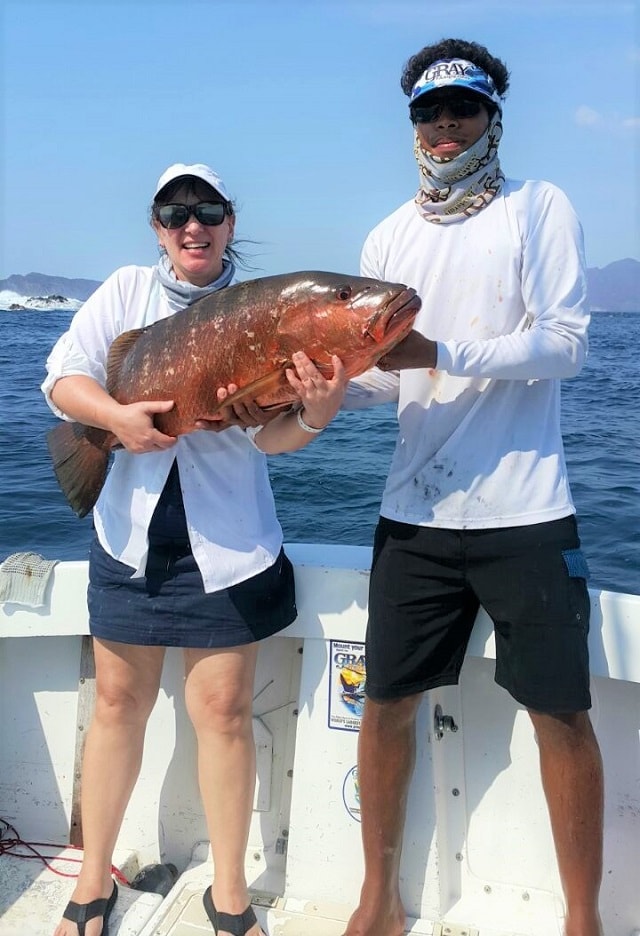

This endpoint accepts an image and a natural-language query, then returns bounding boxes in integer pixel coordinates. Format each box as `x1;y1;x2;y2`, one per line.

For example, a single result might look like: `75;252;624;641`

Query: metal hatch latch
433;704;459;741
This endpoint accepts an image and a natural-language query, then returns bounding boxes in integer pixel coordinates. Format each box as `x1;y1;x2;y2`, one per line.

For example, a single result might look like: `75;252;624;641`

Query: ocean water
1;308;639;596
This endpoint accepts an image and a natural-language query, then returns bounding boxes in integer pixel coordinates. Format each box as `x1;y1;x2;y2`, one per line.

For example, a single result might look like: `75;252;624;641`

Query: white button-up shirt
42;265;284;591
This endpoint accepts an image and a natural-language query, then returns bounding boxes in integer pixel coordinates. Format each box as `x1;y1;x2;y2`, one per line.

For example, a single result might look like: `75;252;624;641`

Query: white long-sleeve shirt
344;178;589;529
42;265;284;591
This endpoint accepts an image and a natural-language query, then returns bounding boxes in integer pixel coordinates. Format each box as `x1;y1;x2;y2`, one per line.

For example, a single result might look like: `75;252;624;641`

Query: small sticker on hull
328;640;366;731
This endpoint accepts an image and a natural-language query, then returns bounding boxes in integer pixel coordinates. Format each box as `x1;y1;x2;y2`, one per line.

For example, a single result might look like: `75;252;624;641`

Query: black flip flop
62;881;118;936
202;886;264;935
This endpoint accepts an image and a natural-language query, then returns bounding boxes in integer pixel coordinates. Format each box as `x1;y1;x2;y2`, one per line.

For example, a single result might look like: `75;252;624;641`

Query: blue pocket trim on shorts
562;548;590;581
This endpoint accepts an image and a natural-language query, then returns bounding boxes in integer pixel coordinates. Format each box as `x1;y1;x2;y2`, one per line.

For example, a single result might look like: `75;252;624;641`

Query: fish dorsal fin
106;328;145;396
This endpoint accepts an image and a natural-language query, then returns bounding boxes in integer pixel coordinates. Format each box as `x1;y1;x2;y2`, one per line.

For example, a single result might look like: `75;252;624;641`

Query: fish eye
336;285;352;301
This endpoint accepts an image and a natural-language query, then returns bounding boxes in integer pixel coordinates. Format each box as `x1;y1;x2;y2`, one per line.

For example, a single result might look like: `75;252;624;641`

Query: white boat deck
0;844;524;935
1;544;640;935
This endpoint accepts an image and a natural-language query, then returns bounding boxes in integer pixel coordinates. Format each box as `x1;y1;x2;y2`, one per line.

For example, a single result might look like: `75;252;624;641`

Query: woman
43;162;347;936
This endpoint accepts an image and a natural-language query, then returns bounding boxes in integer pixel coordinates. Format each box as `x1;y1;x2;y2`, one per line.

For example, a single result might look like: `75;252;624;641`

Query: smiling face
414;93;491;160
153;179;235;287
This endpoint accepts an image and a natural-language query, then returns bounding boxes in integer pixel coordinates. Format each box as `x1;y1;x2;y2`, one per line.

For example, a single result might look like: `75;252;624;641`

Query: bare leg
529;710;604;936
184;644;264;936
53;640;165;936
343;693;423;936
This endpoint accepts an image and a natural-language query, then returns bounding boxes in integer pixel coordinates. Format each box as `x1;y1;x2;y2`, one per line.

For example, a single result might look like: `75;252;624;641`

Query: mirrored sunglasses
411;98;483;124
155;202;231;229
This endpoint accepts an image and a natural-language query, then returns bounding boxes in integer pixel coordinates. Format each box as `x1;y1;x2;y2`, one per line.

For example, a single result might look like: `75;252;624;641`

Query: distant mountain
0;272;101;302
1;260;639;312
585;258;640;312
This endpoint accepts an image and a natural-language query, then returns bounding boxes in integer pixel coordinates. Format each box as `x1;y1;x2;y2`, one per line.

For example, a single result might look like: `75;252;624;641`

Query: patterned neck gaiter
413;111;505;224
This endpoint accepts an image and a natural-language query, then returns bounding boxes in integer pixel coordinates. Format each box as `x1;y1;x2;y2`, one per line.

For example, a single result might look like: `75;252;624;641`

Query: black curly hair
401;38;510;100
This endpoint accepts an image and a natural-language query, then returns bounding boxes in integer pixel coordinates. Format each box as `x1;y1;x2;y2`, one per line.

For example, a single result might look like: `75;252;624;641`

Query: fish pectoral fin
261;401;296;413
219;367;293;409
106;327;146;396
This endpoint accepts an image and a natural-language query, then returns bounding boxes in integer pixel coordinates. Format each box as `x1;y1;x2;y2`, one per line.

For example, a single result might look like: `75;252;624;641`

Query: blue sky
2;0;638;282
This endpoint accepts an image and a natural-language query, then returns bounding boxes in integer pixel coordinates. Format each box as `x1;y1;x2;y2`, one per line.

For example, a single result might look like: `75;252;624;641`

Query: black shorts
366;515;591;712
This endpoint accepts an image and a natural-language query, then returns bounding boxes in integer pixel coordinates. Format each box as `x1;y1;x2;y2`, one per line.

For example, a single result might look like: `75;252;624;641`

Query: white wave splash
0;290;83;312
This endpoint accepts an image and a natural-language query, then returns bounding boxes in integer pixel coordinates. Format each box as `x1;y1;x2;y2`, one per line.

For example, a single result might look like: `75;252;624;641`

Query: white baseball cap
154;163;232;202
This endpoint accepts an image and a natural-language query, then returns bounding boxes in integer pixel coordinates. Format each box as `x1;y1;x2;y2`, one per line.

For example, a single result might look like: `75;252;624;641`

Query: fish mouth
365;288;421;343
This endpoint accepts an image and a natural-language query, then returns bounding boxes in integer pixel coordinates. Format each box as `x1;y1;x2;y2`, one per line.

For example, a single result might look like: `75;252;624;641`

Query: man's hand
376;330;437;371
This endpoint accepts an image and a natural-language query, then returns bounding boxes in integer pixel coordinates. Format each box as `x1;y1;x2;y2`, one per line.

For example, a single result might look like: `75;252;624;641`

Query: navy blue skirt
88;463;297;648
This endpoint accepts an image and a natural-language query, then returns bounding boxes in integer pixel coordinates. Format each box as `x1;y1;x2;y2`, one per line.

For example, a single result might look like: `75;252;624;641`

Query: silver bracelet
296;409;324;434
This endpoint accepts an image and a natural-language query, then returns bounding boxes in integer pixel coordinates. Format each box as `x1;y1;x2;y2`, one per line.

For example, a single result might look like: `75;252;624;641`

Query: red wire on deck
0;818;130;885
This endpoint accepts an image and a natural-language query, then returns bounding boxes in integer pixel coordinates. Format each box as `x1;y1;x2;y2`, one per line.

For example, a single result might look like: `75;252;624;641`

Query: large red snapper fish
47;270;421;517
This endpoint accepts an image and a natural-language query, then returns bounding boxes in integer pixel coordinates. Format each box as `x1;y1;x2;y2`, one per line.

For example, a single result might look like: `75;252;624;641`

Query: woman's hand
49;376;177;453
286;351;347;430
249;352;348;455
195;353;347;455
110;400;177;453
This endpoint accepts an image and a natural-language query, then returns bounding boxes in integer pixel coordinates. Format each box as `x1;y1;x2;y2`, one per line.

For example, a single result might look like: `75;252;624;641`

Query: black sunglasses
411;98;484;124
155;201;231;229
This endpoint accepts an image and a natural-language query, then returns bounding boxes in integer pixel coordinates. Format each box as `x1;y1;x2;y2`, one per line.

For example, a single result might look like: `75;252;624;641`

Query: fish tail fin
47;422;110;518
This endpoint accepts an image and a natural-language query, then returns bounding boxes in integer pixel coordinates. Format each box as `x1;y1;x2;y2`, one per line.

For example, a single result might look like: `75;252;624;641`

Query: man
342;38;604;936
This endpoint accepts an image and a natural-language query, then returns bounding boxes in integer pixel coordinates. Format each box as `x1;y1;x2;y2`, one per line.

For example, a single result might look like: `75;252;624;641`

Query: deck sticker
328;640;366;731
342;765;361;822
